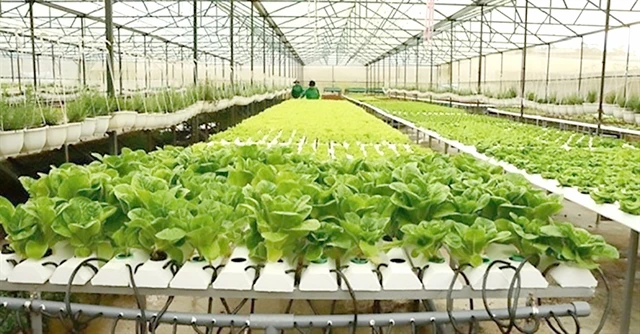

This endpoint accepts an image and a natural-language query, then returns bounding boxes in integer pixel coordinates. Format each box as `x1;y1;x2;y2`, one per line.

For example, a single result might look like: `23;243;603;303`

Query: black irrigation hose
505;258;541;334
592;267;611;334
63;257;109;332
126;264;147;334
330;268;358;334
446;264;475;334
539;263;582;334
482;259;517;334
149;295;175;333
110;313;123;334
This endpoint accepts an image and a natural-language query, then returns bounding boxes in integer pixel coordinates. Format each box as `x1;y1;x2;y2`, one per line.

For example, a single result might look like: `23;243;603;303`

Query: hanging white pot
8;242;73;284
91;249;149;287
0;129;24;158
93;116;111;136
217;99;231;110
65;122;83;145
109;111;137;132
613;108;625;120
254;258;296;292
22;127;47;154
299;258;338;291
623;110;635;123
212;247;257;290
45;124;68;150
603;104;616;115
170;256;221;290
635;113;640;126
80;118;97;140
133;113;148;130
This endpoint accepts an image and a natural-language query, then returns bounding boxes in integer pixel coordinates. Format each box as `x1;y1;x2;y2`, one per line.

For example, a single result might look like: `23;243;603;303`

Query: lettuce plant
400;220;454;262
52;197;116;258
339;212;390;262
445;218;511;267
0;197;60;259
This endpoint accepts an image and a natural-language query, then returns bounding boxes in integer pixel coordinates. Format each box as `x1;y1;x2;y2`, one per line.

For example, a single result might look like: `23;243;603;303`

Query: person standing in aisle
291;80;304;98
302;80;320;99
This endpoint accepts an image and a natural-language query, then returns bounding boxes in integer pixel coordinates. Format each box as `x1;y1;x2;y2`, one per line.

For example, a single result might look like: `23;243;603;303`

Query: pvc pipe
0;297;589;329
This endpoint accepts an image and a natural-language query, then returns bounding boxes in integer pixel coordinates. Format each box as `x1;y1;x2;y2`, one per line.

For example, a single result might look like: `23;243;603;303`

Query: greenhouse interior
0;0;639;333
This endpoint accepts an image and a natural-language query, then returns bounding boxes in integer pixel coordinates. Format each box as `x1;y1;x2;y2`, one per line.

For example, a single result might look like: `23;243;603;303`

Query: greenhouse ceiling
0;0;638;66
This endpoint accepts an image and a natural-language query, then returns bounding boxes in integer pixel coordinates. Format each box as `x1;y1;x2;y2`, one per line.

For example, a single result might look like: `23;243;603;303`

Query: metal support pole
278;43;282;79
230;0;235;85
105;0;115;97
117;27;122;94
28;0;37;90
29;292;42;334
80;17;87;88
403;49;407;88
165;42;169;87
622;26;631;101
477;5;484;93
181;47;185;86
620;230;639;334
430;49;433;90
499;52;504;93
597;0;611;135
395;53;398;87
250;0;254;85
544;44;551;99
519;0;529;118
262;17;266;83
193;0;198;85
143;35;148;89
415;45;419;90
271;33;275;83
382;57;386;87
449;21;453;90
9;52;15;84
577;37;584;93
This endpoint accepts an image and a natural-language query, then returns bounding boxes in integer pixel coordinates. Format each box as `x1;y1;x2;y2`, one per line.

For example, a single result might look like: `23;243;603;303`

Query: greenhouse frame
0;0;639;333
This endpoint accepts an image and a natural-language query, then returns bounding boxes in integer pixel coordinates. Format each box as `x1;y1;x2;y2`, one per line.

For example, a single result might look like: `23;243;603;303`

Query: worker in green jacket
291;80;304;98
302;80;320;99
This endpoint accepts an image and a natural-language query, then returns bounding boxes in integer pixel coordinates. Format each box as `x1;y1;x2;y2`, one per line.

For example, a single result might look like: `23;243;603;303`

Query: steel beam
519;0;529;118
105;0;114;97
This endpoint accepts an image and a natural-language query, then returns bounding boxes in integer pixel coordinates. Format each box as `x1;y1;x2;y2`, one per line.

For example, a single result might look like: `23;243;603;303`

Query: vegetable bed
365;98;640;216
0;100;617;291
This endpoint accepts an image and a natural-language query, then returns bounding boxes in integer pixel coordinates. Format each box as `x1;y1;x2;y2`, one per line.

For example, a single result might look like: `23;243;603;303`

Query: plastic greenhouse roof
0;0;638;66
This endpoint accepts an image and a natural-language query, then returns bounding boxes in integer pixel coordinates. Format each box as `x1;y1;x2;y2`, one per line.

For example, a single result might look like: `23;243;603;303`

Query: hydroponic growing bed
0;100;616;333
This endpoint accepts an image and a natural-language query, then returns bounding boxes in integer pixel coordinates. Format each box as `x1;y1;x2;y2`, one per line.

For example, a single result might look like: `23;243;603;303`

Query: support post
415;45;419;90
230;0;235;85
80;16;87;87
577;38;584;93
403;49;407;88
499;52;504;93
263;17;266;84
544;44;551;99
165;42;169;87
597;0;611;135
519;0;529;118
143;35;148;89
430;49;433;90
622;26;631;101
10;52;15;84
395;53;398;87
117;27;123;94
105;0;115;97
477;5;484;93
382;56;386;87
250;0;254;85
28;0;37;90
621;230;639;334
449;21;453;90
193;0;198;84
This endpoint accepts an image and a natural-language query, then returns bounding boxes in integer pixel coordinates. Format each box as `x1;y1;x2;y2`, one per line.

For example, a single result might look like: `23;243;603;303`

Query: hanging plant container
133;113;149;130
45;124;68;149
22;127;47;154
170;255;221;290
613;108;625;120
65;122;83;145
0;129;24;158
9;243;73;284
108;111;137;132
93;116;111;136
80;118;97;140
212;246;257;291
254;258;296;292
623;110;635;123
91;249;149;287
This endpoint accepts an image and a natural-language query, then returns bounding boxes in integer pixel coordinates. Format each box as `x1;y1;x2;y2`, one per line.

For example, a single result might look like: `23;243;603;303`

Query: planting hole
1;244;15;255
116;253;133;259
231;257;247;263
151;251;168;261
482;257;491;264
350;258;368;264
311;257;328;264
429;257;445;264
509;255;525;262
382;235;393;242
390;258;406;264
277;259;284;263
191;256;206;263
43;249;53;258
